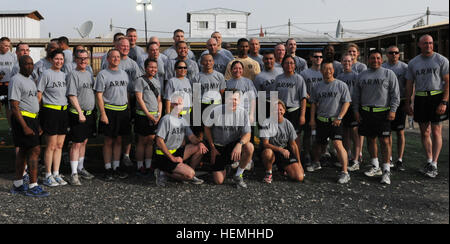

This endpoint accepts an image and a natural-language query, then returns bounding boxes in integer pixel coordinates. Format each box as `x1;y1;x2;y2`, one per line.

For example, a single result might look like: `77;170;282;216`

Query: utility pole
288;19;291;37
426;6;430;25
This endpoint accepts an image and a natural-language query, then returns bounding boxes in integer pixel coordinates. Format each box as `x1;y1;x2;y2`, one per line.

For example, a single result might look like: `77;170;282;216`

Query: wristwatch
337;116;343;120
239;140;245;145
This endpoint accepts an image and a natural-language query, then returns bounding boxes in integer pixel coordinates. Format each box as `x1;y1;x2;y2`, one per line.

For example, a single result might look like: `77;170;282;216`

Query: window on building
198;21;208;29
227;21;237;29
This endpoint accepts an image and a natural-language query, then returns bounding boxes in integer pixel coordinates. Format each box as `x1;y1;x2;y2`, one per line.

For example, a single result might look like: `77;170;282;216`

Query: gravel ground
0;129;448;224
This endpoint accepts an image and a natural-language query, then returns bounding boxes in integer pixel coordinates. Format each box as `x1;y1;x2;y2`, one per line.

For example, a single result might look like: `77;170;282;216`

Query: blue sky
2;0;448;39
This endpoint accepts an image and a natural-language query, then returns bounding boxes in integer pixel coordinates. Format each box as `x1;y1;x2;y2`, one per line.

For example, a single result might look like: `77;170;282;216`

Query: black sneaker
393;160;405;171
104;169;114;181
113;168;128;179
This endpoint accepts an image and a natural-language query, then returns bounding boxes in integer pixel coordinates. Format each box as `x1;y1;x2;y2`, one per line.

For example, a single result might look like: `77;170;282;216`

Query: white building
0;10;43;62
187;8;250;38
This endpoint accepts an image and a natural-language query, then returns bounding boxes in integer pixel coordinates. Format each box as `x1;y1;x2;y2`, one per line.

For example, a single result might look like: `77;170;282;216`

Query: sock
145;159;152;169
53;171;59;177
13;180;23;187
266;170;272;175
383;163;390;172
235;167;245;177
397;158;403;162
105;163;112;170
113;161;120;170
431;162;438;168
427;158;432;163
123;154;130;158
70;161;78;175
29;183;38;188
45;172;52;178
137;161;144;169
78;157;85;171
371;158;379;168
389;156;393;162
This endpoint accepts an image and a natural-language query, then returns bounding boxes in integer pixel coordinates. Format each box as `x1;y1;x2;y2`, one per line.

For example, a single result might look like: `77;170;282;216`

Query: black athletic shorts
358;109;391;138
153;147;185;174
391;100;407;131
343;104;358;127
299;105;311;135
68;110;95;143
40;107;69;135
0;83;8;105
11;115;40;148
316;119;344;145
286;107;301;133
273;150;298;169
210;140;240;172
134;113;158;136
414;93;449;123
98;108;131;138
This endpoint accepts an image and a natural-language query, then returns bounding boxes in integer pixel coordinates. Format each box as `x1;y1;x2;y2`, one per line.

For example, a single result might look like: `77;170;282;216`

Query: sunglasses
176;66;188;69
313;56;323;59
388;51;399;55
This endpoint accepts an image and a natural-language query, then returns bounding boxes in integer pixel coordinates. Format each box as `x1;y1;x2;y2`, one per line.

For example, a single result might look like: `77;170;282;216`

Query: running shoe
337;172;351;184
43;175;59;187
348;160;360;171
393;160;405;172
10;184;28;195
263;173;273;184
381;170;391;185
25;185;49;197
233;174;247;188
78;168;95;180
190;176;204;185
54;175;68;186
104;169;114;181
364;166;382;177
122;156;133;167
69;174;82;186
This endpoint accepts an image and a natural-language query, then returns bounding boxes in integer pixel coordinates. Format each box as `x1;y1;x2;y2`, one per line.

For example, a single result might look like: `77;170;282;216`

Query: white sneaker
54;175;68;186
43;175;59;187
190;176;204;185
231;161;239;169
364;166;382;177
245;160;254;171
381;170;391;185
338;172;351;184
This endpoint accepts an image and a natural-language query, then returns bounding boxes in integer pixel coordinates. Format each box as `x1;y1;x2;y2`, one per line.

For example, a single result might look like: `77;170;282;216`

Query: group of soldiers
0;28;448;197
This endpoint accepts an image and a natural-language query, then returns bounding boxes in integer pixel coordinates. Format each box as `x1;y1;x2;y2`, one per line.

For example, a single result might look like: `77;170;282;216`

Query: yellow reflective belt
416;90;444;96
43;104;67;111
287;107;299;113
21;111;38;118
202;100;221;105
155;149;177;155
306;102;311;108
69;107;92;115
179;107;192;115
136;110;158;116
362;106;390;112
317;116;334;123
104;104;127;111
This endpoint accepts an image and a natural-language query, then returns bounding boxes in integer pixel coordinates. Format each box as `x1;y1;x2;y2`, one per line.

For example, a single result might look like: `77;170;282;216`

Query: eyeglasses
313;56;323;59
388;51;399;55
176;66;188;70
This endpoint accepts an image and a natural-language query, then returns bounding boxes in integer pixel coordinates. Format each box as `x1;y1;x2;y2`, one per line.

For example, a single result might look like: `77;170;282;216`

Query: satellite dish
76;21;93;38
335;20;343;39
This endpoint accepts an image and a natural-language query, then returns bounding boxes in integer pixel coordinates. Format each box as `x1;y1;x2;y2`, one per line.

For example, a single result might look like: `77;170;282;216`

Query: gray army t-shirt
275;73;307;108
95;69;129;106
336;71;358;96
164;77;193;108
259;118;297;149
191;71;226;103
137;54;167;92
8;73;39;114
134;76;161;114
294;56;308;74
254;69;283;99
165;59;199;82
0;51;16;82
353;67;400;113
66;70;96;111
300;68;323;95
226;77;257;113
310;79;351;118
156;114;193;150
382;61;408;98
37;69;68;106
405;53;449;92
198;51;233;75
206;105;251;146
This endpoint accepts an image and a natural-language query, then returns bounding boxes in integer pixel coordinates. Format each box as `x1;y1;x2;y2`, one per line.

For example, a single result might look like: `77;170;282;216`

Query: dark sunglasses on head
388;51;399;55
176;66;188;69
